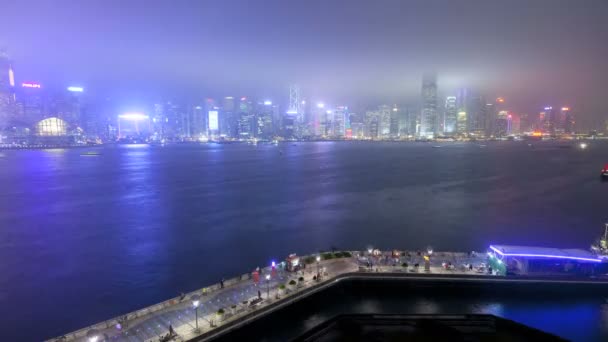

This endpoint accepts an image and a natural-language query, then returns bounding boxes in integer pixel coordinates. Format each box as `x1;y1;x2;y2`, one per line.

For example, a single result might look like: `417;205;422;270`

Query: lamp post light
86;329;99;342
265;274;271;299
316;255;321;278
192;294;201;332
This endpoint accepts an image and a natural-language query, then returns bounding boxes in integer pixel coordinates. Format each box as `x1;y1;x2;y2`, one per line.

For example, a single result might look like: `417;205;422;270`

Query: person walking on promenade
169;324;174;336
220;278;224;288
258;290;261;299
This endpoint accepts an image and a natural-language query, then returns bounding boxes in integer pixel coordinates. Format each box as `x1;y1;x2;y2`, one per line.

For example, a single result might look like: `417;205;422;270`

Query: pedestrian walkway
48;250;490;342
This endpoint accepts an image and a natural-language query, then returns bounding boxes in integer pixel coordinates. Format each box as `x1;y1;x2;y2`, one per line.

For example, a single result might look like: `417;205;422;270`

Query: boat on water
601;165;608;180
80;151;101;157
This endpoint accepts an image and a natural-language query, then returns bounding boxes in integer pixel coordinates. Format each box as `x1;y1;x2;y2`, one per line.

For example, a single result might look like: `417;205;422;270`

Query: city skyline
0;49;594;144
2;0;608;125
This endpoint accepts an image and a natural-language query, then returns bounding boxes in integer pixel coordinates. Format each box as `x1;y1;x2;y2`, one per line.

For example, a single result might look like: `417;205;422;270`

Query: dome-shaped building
36;117;68;136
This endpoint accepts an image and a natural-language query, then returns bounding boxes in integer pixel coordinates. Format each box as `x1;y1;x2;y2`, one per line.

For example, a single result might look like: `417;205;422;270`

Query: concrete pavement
47;251;490;342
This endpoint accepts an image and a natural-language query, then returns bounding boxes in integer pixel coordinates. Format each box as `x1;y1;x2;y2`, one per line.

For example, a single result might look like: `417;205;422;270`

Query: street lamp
191;294;201;332
86;329;99;342
316;255;321;278
265;274;271;299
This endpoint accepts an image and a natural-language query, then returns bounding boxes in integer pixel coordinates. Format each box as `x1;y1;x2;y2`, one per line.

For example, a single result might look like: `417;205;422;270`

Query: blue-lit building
489;245;606;276
420;73;438;137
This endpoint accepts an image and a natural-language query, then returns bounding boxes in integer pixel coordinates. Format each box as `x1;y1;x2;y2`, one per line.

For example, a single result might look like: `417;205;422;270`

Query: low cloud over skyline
2;0;608;127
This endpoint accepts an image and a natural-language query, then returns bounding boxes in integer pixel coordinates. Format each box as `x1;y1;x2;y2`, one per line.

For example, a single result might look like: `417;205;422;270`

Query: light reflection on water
1;141;608;341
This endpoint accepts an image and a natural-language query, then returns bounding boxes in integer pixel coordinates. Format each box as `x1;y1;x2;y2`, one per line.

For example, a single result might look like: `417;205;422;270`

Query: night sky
2;0;608;127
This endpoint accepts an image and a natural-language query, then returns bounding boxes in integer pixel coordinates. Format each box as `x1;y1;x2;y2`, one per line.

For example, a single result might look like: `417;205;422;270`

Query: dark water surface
1;141;607;340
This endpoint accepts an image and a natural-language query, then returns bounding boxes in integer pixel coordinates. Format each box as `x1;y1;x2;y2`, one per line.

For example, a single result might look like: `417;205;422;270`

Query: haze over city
2;0;608;129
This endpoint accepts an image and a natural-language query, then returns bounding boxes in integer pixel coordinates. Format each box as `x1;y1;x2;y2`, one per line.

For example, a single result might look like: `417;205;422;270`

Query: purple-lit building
489;245;606;276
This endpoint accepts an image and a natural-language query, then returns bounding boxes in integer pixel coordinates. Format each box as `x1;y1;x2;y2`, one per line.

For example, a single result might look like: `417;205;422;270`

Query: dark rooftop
293;314;566;342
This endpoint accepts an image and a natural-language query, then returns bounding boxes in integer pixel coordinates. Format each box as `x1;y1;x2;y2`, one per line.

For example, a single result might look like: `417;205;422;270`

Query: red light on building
346;128;353;138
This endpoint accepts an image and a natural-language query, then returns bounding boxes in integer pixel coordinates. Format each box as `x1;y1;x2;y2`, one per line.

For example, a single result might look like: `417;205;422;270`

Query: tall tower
562;107;575;134
288;84;301;116
284;84;302;138
420;73;438;137
0;49;14;91
221;96;236;138
456;88;468;134
444;96;457;134
0;49;16;130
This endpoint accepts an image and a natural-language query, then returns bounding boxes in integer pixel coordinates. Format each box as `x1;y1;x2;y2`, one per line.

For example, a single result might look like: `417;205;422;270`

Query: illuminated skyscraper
496;110;509;136
57;86;85;128
332;106;349;137
311;103;326;136
0;49;16;129
18;82;45;125
540;106;558;134
237;97;254;138
489;97;506;136
155;101;187;139
400;106;419;136
456;89;469;134
562;107;575;134
221;96;237;138
420;73;438;137
469;95;486;135
284;85;302;138
188;105;206;138
485;103;496;135
151;103;165;139
455;89;485;135
378;105;392;138
255;100;276;139
510;113;521;134
0;50;14;91
364;109;378;138
288;85;302;119
365;105;391;139
204;98;218;137
444;96;457;134
390;105;400;137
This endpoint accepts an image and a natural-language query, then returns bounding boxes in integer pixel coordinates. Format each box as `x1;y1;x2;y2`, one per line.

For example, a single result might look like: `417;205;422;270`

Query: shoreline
2;138;602;151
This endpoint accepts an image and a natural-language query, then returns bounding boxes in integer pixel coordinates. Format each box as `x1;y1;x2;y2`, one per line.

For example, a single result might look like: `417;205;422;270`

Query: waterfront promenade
48;250;491;342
